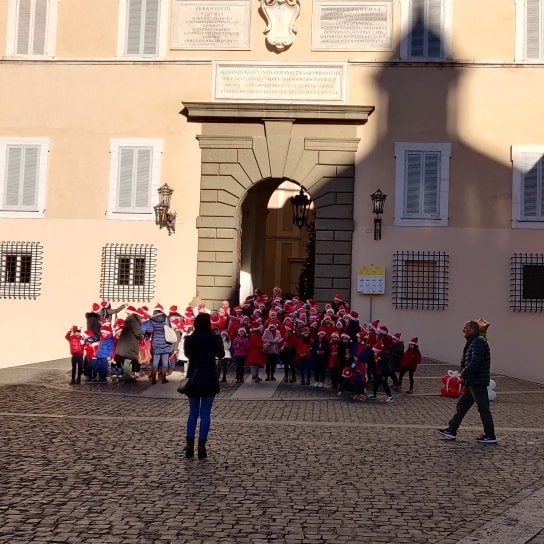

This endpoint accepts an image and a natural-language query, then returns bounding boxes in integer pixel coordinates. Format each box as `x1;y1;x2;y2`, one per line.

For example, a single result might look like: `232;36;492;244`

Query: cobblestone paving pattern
0;362;543;544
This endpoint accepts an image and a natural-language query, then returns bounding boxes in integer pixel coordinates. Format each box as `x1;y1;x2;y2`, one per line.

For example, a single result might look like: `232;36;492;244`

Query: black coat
115;313;144;360
184;330;225;398
460;333;491;386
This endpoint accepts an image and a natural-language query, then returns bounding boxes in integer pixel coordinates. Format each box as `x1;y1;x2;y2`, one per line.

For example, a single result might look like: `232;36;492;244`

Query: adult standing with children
148;303;173;384
115;306;145;384
183;312;225;459
439;320;497;444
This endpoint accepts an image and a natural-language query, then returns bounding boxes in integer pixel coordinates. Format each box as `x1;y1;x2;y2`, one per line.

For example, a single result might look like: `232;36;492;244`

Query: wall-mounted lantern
370;189;387;241
290;187;312;230
153;183;176;235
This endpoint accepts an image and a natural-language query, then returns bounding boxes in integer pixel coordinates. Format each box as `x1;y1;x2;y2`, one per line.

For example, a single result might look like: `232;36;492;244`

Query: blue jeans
152;352;169;370
186;396;215;440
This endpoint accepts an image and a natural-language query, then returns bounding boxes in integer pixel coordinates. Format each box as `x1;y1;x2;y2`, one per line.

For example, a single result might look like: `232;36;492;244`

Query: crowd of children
66;288;422;401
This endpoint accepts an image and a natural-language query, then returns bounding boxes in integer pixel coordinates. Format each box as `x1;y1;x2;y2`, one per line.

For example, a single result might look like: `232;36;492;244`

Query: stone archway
182;102;374;308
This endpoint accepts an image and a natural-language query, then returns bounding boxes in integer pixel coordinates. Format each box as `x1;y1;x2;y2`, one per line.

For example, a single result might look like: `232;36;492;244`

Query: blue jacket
97;335;114;358
149;313;173;355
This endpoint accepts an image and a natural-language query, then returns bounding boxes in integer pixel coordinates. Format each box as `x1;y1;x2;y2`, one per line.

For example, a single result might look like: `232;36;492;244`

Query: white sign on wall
213;61;348;103
313;0;394;51
171;0;251;50
357;265;385;294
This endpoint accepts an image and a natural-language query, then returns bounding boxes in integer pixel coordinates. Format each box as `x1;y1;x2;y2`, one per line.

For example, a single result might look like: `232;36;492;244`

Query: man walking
438;320;497;444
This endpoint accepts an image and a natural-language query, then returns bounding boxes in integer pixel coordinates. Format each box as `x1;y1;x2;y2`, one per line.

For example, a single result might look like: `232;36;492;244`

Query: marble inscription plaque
171;0;250;50
213;62;347;103
313;0;393;51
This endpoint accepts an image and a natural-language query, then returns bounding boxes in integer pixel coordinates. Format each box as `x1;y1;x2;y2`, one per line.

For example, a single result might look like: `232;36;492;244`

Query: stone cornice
182;102;375;124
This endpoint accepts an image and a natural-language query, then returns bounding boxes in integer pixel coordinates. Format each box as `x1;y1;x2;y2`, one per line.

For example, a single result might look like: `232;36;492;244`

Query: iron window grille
0;241;43;298
100;244;156;302
393;250;449;309
510;253;544;312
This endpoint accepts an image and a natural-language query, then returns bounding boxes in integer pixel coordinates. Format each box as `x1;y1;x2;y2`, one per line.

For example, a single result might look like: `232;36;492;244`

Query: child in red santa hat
398;338;422;394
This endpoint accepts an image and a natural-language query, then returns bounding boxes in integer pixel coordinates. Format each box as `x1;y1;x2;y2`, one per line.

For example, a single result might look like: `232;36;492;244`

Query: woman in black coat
182;312;225;459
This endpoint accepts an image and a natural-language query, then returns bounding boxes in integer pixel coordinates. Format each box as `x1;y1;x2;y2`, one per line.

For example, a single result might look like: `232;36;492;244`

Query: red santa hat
348;311;359;321
154;303;165;314
135;308;146;320
325;308;335;315
369;320;380;331
341;333;351;340
169;305;178;314
170;317;182;329
337;305;347;314
357;331;368;341
237;327;246;335
392;333;402;342
71;325;81;333
360;323;369;334
377;324;389;335
210;314;220;329
409;337;419;346
184;307;194;319
91;302;101;313
100;300;110;310
113;319;125;333
234;305;242;313
331;332;340;339
334;293;343;302
317;328;327;336
267;323;277;330
125;305;136;315
300;326;310;335
100;325;113;336
372;341;384;352
251;322;263;331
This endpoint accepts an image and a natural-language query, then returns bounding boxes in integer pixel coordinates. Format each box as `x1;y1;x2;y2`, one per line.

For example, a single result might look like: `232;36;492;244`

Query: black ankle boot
197;439;207;459
185;437;195;458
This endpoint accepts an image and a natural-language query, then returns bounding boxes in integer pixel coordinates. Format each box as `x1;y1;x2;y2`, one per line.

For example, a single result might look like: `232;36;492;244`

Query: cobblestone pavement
0;360;543;544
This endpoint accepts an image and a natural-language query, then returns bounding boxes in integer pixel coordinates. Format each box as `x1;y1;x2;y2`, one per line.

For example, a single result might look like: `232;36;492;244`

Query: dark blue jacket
149;313;173;355
460;333;491;386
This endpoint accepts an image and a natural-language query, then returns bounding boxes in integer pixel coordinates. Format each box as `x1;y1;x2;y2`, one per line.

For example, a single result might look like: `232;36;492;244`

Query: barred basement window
0;241;43;298
510;253;544;312
101;244;156;301
393;250;449;309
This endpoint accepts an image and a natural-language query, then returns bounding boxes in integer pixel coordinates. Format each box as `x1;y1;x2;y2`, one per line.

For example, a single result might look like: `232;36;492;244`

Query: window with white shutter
6;0;58;57
515;0;544;61
0;138;49;218
400;0;453;60
512;145;544;228
395;143;451;227
108;139;163;220
122;0;161;57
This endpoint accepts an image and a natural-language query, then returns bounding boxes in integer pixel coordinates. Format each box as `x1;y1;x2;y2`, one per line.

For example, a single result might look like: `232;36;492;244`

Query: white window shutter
521;153;543;219
526;0;542;60
134;148;151;209
126;0;159;56
22;146;39;207
405;152;423;215
32;0;48;55
422;152;440;215
143;0;160;55
4;145;39;209
16;0;32;54
118;147;135;210
427;0;443;58
409;0;425;57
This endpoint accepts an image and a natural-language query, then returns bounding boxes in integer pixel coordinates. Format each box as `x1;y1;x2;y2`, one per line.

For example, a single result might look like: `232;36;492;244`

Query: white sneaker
318;382;324;388
313;382;320;387
385;397;394;403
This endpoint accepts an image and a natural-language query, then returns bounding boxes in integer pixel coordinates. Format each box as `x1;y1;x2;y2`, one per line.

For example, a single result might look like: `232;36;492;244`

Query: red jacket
246;331;266;365
295;335;312;363
399;348;422;372
65;331;84;355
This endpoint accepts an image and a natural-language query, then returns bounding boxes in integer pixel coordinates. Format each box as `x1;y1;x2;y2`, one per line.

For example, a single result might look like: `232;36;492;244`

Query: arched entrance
182;102;374;308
